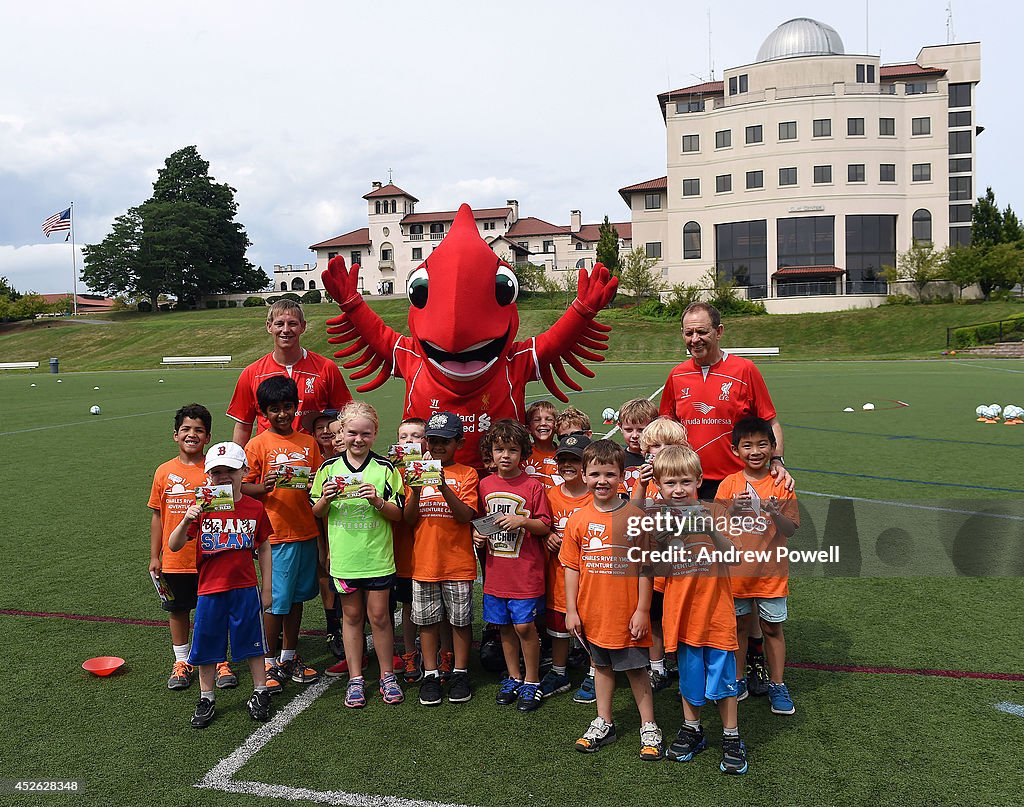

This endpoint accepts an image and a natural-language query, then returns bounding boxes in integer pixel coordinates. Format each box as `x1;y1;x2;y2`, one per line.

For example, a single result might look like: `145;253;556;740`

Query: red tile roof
362;183;419;201
401;207;511;225
506;217;570;237
574;222;631;242
880;63;946;79
40;293;116;309
309;228;371;249
618;176;668;204
657;81;724;101
773;266;845;277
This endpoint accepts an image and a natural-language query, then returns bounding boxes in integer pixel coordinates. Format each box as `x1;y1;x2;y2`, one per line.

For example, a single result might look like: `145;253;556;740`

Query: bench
161;355;232;365
0;361;40;370
727;347;780;357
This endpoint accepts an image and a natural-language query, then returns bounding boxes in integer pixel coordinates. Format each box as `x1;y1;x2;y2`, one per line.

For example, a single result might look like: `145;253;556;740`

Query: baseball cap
205;441;248;472
425;411;464;439
555;433;592;459
300;408;339;434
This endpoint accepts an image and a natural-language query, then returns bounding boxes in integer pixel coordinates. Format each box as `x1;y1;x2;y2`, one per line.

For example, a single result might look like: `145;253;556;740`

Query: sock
280;649;296;662
552;664;567;676
748;637;764;657
684;718;701;731
651;657;666;675
350;675;364;683
265;656;277;667
525;680;540;686
325;608;341;633
587;666;596;678
723;726;739;738
254;685;267;694
424;669;439;679
201;690;215;702
172;644;190;663
453;668;467;675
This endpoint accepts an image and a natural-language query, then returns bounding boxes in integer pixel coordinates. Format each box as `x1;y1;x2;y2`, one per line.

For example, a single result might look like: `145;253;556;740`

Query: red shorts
545;609;569;639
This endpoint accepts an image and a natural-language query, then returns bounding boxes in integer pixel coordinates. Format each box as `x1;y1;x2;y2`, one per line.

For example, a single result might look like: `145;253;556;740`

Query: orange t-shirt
409;463;480;582
544;484;592;613
148;457;210;573
393;520;415;579
243;430;319;544
524;445;560;489
716;471;799;599
559;501;652;650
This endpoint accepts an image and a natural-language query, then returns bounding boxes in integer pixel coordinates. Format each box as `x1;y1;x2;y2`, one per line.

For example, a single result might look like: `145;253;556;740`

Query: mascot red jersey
322;204;618;469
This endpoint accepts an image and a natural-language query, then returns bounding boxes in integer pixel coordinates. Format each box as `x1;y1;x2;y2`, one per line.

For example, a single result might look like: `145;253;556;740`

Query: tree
972;187;1003;247
978;242;1024;298
618;247;667;302
0;278;65;322
884;240;945;300
944;244;980;299
1003;206;1022;243
596;216;620;274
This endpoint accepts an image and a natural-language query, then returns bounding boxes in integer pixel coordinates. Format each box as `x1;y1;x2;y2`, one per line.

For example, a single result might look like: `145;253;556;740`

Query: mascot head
406;204;519;386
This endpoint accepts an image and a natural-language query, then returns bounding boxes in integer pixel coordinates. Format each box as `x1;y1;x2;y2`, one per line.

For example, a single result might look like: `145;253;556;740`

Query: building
300;182;630;296
620;17;981;313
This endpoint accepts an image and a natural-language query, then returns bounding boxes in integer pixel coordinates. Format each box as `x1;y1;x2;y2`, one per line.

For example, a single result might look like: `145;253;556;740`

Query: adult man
228;300;352;446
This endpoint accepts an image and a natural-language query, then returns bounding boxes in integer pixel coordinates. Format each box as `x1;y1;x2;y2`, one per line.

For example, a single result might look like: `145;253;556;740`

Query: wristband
771;456;785;466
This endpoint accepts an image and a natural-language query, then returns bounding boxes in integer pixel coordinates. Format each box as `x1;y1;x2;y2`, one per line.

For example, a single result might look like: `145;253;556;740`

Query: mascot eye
495;266;519;306
408;266;429;309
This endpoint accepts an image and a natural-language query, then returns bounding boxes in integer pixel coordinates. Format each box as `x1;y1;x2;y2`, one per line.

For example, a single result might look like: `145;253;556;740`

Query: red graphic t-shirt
185;495;273;595
478;472;552;599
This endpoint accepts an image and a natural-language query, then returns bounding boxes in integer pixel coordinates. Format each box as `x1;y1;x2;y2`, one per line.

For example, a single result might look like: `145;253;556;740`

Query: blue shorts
189;587;267;665
734;596;788;622
678;644;739;706
269;540;319;614
482;594;545;626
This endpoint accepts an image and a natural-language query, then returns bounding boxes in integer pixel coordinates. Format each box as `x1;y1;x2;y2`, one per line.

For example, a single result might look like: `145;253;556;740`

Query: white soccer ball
990;404;1002;417
29;383;36;388
843;407;855;412
862;403;875;411
601;407;617;422
158;379;165;383
90;405;101;415
976;405;987;416
56;379;62;383
93;386;100;390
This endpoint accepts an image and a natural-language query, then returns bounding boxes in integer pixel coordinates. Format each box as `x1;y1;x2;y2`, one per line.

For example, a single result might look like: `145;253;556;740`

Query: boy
555;406;592;439
539;433;592;699
561;440;662;760
168;441;274;729
149;404;222;690
403;412;480;706
304;409;341;461
655;445;747;774
394;417;426;682
524;401;559;489
719;417;799;715
618;397;658;498
475;420;552;712
241;377;321;695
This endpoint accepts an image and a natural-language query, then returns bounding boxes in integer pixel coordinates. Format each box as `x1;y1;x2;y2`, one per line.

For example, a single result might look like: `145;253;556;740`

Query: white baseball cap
205;441;248;472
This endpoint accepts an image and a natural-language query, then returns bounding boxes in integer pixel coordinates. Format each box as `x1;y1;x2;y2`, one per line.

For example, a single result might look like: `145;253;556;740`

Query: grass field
3;358;1024;806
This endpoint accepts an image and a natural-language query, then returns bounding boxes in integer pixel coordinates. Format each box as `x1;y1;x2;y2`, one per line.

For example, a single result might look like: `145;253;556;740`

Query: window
779;121;797;141
739;74;748;93
390;200;397;213
912;210;932;244
374;201;382;214
517;242;528;249
813;118;831;137
380;248;393;262
645;242;662;259
855;63;875;83
845;215;896;294
949;204;972;223
291;277;306;291
906;82;929;95
575;242;584;250
848;164;866;183
745;125;763;144
949;82;972;108
542;240;554;253
716;174;732;193
912;163;932;182
856;63;865;83
746;170;764;189
729;76;736;95
429;223;445;238
728;74;748;94
949;111;972;127
309;280;316;290
949;227;972;246
779;167;797;186
912;117;931;136
949;158;972;173
682;134;700;153
777;216;835;267
880;164;896;183
350;251;361;267
715;129;731;148
683;222;701;259
682;178;700;196
409;224;424;240
645;193;662;210
715;220;767;290
949;131;971;155
676;100;704;113
412;247;422;261
328;252;338;260
949;176;972;201
482;221;496;230
280;282;287;292
847;117;865;136
813;165;832;184
879;117;895;136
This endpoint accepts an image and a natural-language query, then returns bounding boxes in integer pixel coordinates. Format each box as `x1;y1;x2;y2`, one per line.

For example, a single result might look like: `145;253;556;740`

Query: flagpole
70;202;78;316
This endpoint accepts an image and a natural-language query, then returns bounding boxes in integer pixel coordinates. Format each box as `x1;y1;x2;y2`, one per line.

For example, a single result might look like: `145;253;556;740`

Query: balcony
430;232;444;241
379;260;394;271
410;233;423;241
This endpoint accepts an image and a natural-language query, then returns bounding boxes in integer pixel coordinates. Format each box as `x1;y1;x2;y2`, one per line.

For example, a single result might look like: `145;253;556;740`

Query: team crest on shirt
719;382;733;401
481;393;491;408
305;377;315;394
479;413;491;432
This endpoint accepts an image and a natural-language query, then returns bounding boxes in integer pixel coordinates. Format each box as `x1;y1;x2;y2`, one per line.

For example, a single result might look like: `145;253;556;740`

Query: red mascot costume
321;204;618;469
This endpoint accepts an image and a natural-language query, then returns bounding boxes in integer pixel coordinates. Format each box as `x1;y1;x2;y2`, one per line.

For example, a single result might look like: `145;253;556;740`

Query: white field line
797;490;1024;523
994;701;1024;718
196;678;478;807
951;362;1024;375
0;409;179;436
603;384;665;441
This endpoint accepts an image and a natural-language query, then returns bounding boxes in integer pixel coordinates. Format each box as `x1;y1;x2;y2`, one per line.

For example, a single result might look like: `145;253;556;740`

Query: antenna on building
946;0;955;43
707;9;714;80
387;167;393;184
865;0;869;54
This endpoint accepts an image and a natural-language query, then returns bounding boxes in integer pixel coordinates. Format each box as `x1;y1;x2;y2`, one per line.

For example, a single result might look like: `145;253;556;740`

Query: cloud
0;244;84;295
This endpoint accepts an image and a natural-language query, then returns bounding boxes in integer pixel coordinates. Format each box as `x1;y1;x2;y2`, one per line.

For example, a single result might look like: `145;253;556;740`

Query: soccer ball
90;405;101;415
601;407;618;425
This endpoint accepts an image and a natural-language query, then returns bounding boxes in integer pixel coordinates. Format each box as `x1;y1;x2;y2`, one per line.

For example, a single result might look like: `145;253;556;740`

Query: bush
281;292;301;302
205;300;218;309
137;301;152;312
883;294;916;306
300;289;322;304
243;296;266;307
227;300;238;308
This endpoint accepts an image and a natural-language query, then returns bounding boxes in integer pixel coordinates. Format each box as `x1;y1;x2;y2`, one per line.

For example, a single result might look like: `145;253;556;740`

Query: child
524;400;559;489
475;420;552;712
539;433;592;700
403;412;480;706
168;441;274;729
655;445;747;774
618;397;658;498
241;377;322;695
305;409;341;461
149;404;220;691
719;417;799;715
561;440;662;761
311;402;406;707
555;406;592;439
394;417;426;682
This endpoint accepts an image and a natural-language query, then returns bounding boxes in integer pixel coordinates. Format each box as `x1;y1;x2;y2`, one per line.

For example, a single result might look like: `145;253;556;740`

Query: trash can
49;357;59;374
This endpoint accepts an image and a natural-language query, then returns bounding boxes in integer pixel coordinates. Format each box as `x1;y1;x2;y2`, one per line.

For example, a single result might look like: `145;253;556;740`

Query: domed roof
756;18;845;62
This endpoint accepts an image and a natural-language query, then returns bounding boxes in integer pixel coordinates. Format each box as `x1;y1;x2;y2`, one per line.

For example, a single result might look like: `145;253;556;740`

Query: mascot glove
322;255;364;312
573;263;618;318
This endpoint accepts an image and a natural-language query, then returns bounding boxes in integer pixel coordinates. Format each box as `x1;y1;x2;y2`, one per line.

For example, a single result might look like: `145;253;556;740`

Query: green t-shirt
310;451;403;579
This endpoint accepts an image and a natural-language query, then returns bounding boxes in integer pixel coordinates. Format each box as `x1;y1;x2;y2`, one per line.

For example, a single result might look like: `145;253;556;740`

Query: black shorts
650;589;664;621
332;573;395;593
390;576;413;606
161;572;198;613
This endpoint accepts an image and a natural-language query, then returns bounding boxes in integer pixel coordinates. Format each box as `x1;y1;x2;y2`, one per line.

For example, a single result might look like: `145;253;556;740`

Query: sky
0;0;1018;296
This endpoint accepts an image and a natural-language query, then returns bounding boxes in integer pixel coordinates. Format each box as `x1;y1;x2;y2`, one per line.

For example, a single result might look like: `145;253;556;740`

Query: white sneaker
640;721;664;760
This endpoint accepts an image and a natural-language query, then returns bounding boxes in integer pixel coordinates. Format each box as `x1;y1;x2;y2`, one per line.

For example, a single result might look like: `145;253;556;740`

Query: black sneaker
668;724;707;762
495;676;522;705
516;682;543;712
327;630;345;660
246;690;272;722
419;675;443;707
747;654;770;697
720;735;749;775
447;671;472;703
567;645;589;669
649;668;672;693
191;697;216;729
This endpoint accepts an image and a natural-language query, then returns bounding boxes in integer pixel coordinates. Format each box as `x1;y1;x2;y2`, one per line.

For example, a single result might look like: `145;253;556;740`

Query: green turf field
2;359;1024;806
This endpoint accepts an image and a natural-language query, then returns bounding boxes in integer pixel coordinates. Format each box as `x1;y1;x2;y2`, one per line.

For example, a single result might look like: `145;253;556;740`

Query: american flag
42;207;72;238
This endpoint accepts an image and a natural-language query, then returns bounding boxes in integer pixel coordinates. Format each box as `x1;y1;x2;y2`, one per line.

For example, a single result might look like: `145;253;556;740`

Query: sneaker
447;671;473;703
516;682;543;712
215;661;238;689
572;674;596;703
401;650;423;684
438;651;454;682
575;717;617;753
668;724;707;762
496;676;522;705
264;662;285;695
747;654;770;697
419;675;443;707
768;681;796;715
327;630;345;660
379;673;405;705
190;697;215;729
649;668;671;693
639;721;664;761
344;678;367;708
539;670;572;699
325;654;369;678
720;735;749;775
282;654;320;684
167;660;193;691
735;678;748;702
246;690;272;722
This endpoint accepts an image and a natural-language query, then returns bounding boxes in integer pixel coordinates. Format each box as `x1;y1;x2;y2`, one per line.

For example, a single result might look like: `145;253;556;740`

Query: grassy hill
1;297;1021;372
